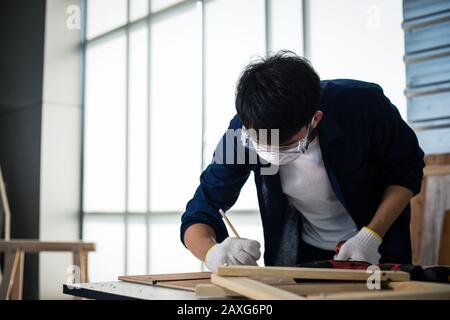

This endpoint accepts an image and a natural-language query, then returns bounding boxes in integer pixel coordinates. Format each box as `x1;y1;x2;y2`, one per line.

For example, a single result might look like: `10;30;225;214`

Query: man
180;51;424;273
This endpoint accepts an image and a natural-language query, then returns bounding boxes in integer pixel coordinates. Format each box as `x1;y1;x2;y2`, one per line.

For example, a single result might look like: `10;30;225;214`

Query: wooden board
202;278;450;300
158;277;300;292
154;279;212;291
120;264;410;293
196;282;372;298
217;265;410;282
119;270;450;300
0;166;11;240
424;164;450;176
411;171;427;264
211;274;305;300
308;281;450;300
198;280;450;299
212;274;450;300
411;153;450;265
419;174;450;264
439;210;450;265
119;272;298;292
119;272;211;284
0;250;22;299
118;272;211;291
0;240;96;252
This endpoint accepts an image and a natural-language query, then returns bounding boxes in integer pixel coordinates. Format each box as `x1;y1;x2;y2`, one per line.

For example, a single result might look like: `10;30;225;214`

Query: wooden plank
0;250;21;299
439;210;450;265
419;175;450;264
72;250;82;293
310;286;450;300
120;274;297;292
387;281;450;291
0;240;96;252
0;167;11;240
10;250;24;300
411;176;427;264
217;265;410;282
424;153;450;165
196;282;371;298
307;281;450;300
211;274;305;300
73;250;90;283
157;279;211;291
201;279;450;300
195;284;241;298
424;164;450;176
309;289;450;300
411;154;450;264
118;272;211;285
81;251;89;283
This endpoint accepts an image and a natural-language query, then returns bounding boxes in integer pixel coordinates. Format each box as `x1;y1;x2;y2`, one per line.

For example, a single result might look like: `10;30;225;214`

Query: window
308;0;406;117
270;0;304;55
128;24;148;213
149;5;202;211
82;0;404;280
204;0;265;210
130;0;149;21
83;0;274;279
83;214;125;281
84;34;127;213
87;0;127;39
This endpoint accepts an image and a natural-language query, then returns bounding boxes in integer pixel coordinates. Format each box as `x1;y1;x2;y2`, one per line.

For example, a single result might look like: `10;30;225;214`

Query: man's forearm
184;223;217;261
368;185;413;238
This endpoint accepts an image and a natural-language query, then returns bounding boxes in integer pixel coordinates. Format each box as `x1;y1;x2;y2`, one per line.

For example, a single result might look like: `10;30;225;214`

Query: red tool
295;260;425;281
329;240;450;282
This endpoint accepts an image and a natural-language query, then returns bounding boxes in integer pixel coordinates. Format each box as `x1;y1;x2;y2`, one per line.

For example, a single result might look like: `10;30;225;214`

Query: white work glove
334;227;382;265
204;237;261;273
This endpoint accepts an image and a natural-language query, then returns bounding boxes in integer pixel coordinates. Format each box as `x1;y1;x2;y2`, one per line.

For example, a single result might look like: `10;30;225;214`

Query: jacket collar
317;110;344;143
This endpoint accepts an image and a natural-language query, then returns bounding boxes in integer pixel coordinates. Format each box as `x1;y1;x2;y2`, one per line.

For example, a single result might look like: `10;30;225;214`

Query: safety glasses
240;116;315;154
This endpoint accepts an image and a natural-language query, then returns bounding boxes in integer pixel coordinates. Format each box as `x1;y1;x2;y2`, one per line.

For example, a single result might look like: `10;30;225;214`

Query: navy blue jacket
180;79;425;265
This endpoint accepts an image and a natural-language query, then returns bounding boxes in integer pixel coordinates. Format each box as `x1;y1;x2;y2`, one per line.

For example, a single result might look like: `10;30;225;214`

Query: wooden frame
211;275;305;300
0;166;11;241
216;265;410;282
0;240;96;300
205;266;450;300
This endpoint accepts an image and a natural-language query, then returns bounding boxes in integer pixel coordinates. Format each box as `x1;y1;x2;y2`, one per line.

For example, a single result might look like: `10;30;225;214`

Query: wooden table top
0;239;96;252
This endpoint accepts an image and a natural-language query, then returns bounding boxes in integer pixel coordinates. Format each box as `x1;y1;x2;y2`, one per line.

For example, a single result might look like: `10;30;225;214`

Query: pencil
219;209;241;239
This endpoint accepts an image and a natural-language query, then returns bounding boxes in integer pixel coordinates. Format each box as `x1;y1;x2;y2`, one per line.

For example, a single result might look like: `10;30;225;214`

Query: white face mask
255;149;301;165
244;131;306;165
241;114;317;166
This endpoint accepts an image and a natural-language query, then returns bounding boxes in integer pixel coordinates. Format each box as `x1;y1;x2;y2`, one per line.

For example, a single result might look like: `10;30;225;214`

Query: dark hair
235;50;321;143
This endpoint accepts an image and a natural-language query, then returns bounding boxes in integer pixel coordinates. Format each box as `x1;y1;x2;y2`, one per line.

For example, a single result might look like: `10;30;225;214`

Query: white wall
39;0;82;299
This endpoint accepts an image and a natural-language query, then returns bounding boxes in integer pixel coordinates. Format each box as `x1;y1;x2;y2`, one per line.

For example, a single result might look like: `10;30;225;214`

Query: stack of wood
120;266;450;300
411;154;450;265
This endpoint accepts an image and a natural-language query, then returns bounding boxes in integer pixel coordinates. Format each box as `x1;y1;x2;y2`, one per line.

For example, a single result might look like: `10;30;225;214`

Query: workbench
62;266;450;300
63;281;212;300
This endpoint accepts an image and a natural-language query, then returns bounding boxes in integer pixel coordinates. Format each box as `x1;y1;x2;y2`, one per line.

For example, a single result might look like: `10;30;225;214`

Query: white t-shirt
279;136;358;250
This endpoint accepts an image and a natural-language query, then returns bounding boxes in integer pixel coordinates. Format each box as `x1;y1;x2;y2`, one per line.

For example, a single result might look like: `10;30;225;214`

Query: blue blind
404;0;450;154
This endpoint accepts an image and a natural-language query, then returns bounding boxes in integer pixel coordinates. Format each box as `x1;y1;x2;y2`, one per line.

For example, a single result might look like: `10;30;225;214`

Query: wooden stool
0;240;96;300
